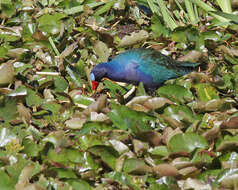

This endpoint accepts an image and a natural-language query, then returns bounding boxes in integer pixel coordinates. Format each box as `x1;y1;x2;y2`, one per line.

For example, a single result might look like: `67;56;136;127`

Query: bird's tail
176;61;200;75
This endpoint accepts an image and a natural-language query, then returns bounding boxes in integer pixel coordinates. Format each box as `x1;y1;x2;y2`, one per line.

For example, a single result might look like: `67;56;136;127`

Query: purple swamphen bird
90;48;200;91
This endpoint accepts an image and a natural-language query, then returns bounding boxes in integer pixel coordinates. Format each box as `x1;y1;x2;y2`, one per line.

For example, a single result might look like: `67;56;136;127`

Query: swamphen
90;48;200;91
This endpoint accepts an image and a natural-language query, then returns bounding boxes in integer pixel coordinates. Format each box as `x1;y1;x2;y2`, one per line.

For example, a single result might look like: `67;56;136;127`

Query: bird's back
112;48;199;88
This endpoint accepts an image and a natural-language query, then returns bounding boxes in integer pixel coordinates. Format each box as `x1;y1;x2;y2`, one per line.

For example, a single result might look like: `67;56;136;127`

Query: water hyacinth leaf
83;94;107;115
157;84;194;103
178;178;212;190
123;158;152;174
217;169;238;189
118;30;149;47
0;128;16;147
108;103;155;132
49;168;77;179
79;122;111;135
149;146;169;157
95;0;116;15
0;62;15;86
109;139;129;154
22;139;42;157
70;91;95;106
216;135;238;152
114;0;126;10
65;117;87;129
188;98;235;112
37;13;67;35
64;2;105;15
163;105;197;124
105;171;142;190
78;135;105;151
194;83;219;102
26;89;43;107
153;164;179;177
67;179;93;190
93;41;110;62
0;27;21;42
43;131;69;148
168;133;208;153
0;170;15;190
88;145;119;169
54;76;68;92
41;102;61;115
103;80;128;98
0;98;18;122
191;148;214;165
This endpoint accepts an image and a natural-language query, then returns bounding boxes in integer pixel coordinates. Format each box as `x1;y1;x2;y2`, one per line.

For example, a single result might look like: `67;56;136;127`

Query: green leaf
88;145;119;170
22;139;42;157
0;98;18;121
123;158;152;174
37;13;67;35
157;84;194;103
0;170;15;190
168;133;208;153
108;103;155;132
194;83;219;102
149;146;169;157
26;89;43;107
67;179;93;190
54;76;68;92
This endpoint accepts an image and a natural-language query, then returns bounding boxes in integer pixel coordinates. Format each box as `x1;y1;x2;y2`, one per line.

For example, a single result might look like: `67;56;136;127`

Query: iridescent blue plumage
90;48;200;91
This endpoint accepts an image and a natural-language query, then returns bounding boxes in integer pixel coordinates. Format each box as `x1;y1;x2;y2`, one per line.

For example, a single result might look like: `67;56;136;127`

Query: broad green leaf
88;145;119;170
26;89;43;107
37;13;67;35
168;133;208;153
194;83;219;102
0;98;18;121
157;84;194;103
0;170;15;190
108;103;155;132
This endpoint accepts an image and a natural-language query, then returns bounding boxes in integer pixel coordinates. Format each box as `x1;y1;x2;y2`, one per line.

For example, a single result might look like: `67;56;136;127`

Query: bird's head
90;63;108;90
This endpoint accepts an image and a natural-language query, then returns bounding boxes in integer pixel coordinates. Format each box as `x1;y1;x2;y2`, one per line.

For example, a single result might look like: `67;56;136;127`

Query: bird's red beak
91;81;99;90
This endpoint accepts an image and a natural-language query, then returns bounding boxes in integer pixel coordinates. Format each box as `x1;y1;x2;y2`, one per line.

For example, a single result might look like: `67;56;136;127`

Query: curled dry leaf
217;45;238;57
109;139;129;154
65;116;87;129
177;50;202;62
218;169;238;189
132;139;149;156
83;94;107;115
0;61;15;86
161;115;184;129
153;163;179;177
178;166;198;176
190;98;235;112
172;157;193;170
137;131;161;146
15;164;35;189
118;30;149;47
143;97;174;110
126;96;174;112
6;48;29;58
178;178;212;190
93;40;110;62
126;96;151;107
202;126;220;141
17;103;31;124
220;116;238;129
90;112;109;122
59;42;78;58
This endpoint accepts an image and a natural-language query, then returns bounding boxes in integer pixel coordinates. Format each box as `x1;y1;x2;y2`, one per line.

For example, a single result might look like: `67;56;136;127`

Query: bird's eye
90;73;95;81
